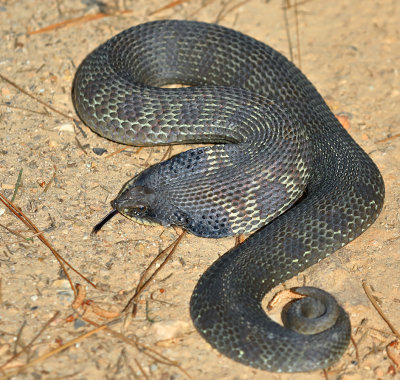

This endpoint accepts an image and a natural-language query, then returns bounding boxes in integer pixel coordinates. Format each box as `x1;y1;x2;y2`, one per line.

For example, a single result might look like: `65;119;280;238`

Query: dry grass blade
350;335;360;368
160;145;173;162
105;146;130;158
13;321;26;356
0;192;96;293
71;283;86;310
43;165;57;193
134;358;150;380
74;136;88;155
124;230;187;313
362;280;400;340
377;133;400;143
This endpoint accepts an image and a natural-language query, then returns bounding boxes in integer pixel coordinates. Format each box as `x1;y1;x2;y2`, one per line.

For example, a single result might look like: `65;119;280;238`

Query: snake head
111;183;159;226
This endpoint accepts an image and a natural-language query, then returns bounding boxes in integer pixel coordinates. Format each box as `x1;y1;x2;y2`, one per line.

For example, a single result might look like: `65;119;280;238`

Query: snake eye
125;205;147;215
135;205;147;214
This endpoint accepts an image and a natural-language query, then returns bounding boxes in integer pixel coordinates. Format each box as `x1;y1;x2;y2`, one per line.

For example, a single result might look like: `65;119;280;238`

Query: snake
72;20;385;372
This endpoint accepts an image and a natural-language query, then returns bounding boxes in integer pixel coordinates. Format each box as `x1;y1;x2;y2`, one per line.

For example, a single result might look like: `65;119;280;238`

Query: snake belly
72;20;385;372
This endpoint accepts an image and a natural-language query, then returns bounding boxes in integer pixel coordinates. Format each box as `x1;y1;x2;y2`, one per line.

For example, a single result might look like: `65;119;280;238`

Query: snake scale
72;20;385;372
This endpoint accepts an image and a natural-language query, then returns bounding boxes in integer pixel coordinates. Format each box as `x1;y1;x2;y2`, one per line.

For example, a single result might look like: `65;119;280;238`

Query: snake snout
112;185;154;215
111;184;160;226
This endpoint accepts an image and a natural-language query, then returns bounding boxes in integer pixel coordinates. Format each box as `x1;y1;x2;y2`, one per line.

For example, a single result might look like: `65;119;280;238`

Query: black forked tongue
91;209;119;236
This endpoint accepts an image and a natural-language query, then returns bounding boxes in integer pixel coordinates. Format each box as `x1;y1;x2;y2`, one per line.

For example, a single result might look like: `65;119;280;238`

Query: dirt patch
0;0;399;379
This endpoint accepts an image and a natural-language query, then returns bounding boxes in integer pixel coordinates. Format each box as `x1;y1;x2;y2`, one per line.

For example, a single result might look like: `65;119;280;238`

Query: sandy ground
0;0;399;379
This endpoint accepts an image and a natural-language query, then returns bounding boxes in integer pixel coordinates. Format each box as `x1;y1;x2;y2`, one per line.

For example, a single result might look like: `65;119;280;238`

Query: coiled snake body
72;20;384;372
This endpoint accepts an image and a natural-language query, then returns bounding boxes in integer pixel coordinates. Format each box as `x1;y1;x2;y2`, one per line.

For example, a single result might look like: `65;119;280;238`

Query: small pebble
151;320;190;341
135;242;147;254
73;319;86;329
48;140;59;148
335;114;350;130
1;87;11;97
149;363;158;372
1;184;15;190
51;279;70;289
93;147;108;156
374;366;384;377
56;123;74;133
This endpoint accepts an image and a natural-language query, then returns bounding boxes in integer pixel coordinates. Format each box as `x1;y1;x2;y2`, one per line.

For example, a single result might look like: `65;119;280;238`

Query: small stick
143;148;155;167
74;136;88;155
362;280;400;340
377;133;400;144
105;146;130;158
13;321;26;356
267;288;303;311
71;284;86;310
124;230;187;312
134;358;150;380
350;335;360;368
43;165;57;193
85;302;120;319
159;145;173;162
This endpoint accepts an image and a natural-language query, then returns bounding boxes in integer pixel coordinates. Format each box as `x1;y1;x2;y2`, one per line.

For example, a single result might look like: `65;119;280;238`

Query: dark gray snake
72;20;385;372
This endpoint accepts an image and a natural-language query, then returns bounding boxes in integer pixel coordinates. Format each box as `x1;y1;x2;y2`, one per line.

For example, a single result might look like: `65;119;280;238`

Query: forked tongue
91;209;119;236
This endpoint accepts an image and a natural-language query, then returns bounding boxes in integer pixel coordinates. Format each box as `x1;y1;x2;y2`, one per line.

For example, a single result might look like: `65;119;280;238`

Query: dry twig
124;231;187;314
362;281;400;340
